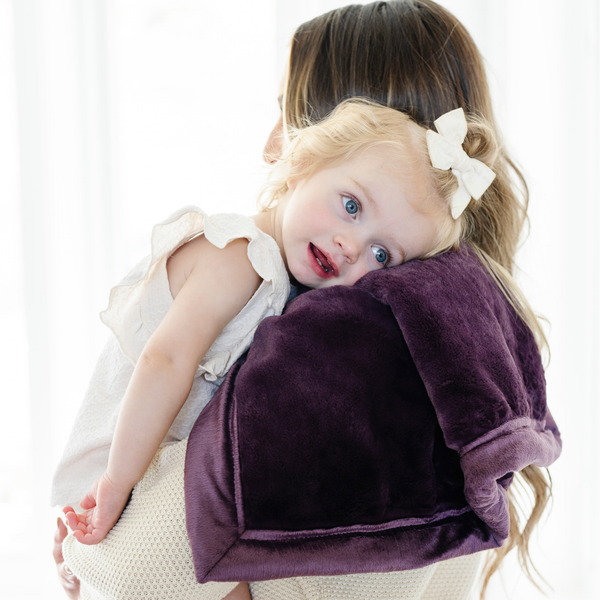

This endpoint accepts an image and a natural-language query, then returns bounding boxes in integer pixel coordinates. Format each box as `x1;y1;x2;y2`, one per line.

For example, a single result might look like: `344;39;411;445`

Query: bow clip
426;108;495;219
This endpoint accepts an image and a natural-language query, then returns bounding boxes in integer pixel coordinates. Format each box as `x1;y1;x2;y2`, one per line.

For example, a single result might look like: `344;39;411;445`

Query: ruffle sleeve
100;206;290;381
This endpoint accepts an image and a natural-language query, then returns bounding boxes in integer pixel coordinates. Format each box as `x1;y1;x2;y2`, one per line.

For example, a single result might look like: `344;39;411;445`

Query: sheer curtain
1;1;598;598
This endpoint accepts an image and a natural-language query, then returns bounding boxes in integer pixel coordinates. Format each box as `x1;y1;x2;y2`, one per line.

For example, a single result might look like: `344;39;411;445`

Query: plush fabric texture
184;245;562;584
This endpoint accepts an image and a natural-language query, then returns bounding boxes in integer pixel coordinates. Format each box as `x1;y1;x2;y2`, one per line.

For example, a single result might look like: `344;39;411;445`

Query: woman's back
250;554;482;600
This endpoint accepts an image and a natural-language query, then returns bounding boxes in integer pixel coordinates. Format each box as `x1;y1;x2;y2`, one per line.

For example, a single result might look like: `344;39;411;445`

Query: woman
54;2;556;598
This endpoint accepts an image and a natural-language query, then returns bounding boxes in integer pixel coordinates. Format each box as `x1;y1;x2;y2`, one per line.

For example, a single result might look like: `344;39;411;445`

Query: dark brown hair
284;2;551;596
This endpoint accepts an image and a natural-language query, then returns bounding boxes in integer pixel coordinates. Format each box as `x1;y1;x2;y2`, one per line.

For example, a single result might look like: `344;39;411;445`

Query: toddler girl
54;99;495;544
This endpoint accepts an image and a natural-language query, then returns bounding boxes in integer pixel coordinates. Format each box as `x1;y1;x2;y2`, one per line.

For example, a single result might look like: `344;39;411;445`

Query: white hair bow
426;108;496;219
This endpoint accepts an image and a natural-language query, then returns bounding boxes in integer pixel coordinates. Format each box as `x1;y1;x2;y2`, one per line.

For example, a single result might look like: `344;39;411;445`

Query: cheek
282;211;310;247
354;251;383;280
284;199;327;235
350;262;372;285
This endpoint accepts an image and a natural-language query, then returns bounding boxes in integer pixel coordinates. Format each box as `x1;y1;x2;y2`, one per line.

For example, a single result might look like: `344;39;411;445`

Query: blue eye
371;246;388;265
343;197;359;216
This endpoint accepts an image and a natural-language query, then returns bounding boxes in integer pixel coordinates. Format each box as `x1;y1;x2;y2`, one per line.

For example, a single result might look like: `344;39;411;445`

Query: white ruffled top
51;206;290;508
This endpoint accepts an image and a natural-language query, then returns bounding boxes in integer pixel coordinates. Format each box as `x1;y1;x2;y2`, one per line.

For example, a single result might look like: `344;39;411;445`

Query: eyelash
342;194;393;268
380;247;394;268
342;194;361;219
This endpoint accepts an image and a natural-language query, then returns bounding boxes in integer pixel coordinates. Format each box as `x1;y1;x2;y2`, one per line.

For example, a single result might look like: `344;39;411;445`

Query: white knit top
51;206;290;508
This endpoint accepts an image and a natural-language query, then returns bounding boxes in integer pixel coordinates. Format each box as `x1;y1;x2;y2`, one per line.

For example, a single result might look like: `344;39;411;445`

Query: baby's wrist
102;470;135;496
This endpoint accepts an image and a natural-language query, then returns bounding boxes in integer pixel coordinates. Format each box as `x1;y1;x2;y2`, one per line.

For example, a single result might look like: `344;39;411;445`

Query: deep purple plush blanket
184;245;562;583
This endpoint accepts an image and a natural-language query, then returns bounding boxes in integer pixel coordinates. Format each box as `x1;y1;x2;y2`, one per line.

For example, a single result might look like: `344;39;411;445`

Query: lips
308;243;338;279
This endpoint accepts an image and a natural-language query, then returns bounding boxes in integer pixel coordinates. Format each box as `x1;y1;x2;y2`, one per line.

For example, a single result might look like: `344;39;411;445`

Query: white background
0;1;598;598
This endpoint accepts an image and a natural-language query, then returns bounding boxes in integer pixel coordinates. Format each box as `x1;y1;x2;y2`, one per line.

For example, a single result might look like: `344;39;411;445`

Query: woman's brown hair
284;1;552;596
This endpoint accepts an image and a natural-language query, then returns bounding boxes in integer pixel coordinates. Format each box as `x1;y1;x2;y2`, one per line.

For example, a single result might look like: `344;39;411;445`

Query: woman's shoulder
291;245;502;327
356;245;495;307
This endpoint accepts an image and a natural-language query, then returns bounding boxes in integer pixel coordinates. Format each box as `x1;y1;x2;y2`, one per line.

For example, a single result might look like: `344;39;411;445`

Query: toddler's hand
63;473;131;545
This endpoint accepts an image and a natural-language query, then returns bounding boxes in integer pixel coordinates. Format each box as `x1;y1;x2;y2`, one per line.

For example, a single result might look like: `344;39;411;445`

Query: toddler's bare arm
65;236;262;544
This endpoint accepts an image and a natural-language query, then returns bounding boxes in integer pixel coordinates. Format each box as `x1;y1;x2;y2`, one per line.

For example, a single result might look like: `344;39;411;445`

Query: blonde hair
277;2;553;595
260;99;483;248
262;101;499;262
260;100;443;220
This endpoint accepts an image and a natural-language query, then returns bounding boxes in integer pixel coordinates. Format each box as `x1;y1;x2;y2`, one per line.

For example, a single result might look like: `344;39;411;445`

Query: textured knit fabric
185;245;561;582
63;439;238;600
249;553;482;600
64;438;483;600
420;553;482;600
51;206;290;507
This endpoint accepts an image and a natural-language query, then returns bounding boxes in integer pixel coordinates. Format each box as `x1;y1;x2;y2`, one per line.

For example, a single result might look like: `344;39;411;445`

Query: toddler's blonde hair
259;99;498;262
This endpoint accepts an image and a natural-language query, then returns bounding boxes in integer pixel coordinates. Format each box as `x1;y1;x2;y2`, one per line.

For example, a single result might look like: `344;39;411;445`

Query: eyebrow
390;240;407;265
396;245;407;265
351;178;376;208
351;178;407;264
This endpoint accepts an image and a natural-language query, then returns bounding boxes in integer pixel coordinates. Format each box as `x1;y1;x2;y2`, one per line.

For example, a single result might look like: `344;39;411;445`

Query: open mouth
309;243;336;277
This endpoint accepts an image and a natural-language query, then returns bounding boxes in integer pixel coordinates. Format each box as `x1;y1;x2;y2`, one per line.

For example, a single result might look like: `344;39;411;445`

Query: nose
262;115;284;164
333;233;361;264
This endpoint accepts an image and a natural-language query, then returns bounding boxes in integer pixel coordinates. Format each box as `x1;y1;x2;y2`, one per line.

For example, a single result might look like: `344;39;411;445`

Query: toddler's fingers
79;492;97;510
62;505;88;530
72;529;87;544
73;527;106;546
64;509;86;532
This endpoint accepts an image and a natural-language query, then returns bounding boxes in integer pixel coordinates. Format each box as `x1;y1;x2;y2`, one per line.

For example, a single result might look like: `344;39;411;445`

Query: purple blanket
185;245;562;583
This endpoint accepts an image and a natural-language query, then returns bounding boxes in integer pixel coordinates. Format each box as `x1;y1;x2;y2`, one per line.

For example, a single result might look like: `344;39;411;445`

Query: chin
295;278;319;290
290;266;337;290
308;279;334;290
289;267;313;289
